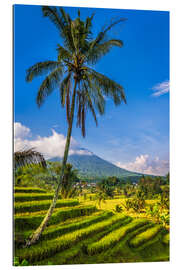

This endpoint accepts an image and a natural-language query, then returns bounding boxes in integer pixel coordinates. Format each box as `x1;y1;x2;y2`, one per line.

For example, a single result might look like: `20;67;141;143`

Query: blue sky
14;4;169;175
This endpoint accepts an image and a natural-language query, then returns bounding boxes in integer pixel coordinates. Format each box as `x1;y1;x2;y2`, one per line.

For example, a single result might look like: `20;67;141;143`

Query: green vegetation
162;233;169;245
14;199;79;213
88;218;148;254
65;154;142;180
14;193;58;203
14;174;169;265
15;214;127;262
129;225;162;248
14;148;46;170
15;205;97;231
40;211;113;241
14;257;29;266
14;187;47;193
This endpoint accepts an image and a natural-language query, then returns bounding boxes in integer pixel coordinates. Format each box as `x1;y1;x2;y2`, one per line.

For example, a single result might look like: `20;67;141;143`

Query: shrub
159;211;169;226
123;197;145;213
131;197;145;212
115;204;123;213
123;199;132;211
145;203;169;227
14;257;29;266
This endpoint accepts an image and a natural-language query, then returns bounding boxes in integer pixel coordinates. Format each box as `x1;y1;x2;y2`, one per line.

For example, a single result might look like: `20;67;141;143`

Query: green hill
50;150;142;181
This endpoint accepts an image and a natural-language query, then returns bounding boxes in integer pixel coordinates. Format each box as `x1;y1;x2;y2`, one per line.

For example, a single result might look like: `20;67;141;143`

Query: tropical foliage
14;148;46;169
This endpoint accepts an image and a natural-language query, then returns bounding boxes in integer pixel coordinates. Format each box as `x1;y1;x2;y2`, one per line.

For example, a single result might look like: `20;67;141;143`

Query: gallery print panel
13;3;169;266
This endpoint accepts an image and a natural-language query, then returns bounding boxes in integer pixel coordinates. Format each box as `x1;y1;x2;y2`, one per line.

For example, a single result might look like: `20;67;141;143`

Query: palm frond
84;73;106;115
83;82;98;126
42;6;64;33
14;148;46;169
76;81;99;137
26;61;61;82
91;18;127;49
42;6;75;52
36;66;64;107
85;13;94;34
86;39;123;64
59;73;72;110
86;67;127;105
57;44;72;62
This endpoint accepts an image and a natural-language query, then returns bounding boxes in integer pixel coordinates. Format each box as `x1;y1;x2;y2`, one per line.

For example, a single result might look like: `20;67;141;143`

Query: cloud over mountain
14;122;169;176
14;122;92;159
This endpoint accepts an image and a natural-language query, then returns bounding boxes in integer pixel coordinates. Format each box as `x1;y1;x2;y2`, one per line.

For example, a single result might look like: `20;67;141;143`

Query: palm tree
14;148;46;169
96;191;106;209
61;163;79;198
25;6;127;246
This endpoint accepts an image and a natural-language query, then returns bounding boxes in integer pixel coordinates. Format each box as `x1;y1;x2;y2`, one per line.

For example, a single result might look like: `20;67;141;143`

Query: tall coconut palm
25;6;127;246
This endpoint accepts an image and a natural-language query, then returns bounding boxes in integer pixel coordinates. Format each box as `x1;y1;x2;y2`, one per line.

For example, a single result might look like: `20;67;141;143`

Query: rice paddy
14;187;169;265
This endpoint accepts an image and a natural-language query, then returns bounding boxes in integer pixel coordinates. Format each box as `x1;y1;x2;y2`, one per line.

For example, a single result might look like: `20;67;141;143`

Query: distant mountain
49;149;142;181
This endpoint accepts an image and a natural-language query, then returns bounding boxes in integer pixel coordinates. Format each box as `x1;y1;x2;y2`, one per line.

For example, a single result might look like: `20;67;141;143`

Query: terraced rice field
14;187;169;265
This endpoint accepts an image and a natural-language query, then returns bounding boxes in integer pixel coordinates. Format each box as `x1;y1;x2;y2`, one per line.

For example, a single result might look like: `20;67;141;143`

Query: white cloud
14;122;31;139
115;154;169;176
14;122;92;159
151;80;170;97
71;149;93;156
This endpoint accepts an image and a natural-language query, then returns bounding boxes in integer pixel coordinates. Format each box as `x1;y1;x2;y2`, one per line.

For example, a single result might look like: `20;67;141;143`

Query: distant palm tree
25;6;127;246
96;191;106;209
14;148;46;169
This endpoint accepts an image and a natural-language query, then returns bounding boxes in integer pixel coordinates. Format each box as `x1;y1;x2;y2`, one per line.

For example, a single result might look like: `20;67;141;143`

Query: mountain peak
49;151;142;181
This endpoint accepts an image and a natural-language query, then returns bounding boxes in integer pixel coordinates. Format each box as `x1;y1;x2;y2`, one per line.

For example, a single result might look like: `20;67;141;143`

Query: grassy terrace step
14;211;108;248
15;211;103;245
14;187;47;193
35;217;131;266
15;213;127;263
14;199;79;214
14;193;58;202
15;207;61;217
40;211;114;241
35;225;116;265
162;233;169;245
15;205;97;231
98;223;154;263
136;230;169;262
87;218;149;255
129;225;162;248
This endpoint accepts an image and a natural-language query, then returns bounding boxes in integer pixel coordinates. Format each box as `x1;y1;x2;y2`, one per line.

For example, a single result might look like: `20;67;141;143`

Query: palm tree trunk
25;80;78;247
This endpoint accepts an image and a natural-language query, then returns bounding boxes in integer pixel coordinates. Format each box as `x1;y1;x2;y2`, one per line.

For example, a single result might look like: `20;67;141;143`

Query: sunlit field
14;181;169;266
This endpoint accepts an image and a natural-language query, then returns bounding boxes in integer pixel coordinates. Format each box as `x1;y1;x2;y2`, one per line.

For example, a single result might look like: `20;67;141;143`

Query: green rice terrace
14;186;169;265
